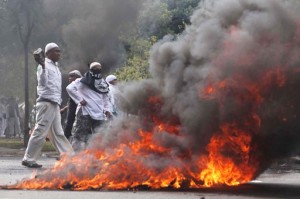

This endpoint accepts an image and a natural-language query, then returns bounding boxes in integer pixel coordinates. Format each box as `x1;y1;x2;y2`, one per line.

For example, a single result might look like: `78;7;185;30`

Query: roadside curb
0;147;59;157
0;147;24;157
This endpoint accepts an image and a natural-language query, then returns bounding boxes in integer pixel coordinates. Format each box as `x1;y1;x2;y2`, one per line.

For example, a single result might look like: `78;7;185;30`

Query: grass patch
0;138;56;152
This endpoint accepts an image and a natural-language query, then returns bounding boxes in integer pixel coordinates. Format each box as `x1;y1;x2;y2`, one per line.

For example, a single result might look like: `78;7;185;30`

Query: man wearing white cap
105;74;121;117
66;62;112;151
61;70;82;139
22;43;73;168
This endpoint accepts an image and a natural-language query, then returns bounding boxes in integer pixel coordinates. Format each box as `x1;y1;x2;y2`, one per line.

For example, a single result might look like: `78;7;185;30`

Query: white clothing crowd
21;42;122;168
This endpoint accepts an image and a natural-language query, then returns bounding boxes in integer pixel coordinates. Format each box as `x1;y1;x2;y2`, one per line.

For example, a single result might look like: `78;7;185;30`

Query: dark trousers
64;99;77;139
70;108;104;151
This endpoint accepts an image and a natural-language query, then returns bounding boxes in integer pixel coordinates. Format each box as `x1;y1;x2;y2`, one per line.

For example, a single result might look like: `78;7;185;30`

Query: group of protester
22;42;121;168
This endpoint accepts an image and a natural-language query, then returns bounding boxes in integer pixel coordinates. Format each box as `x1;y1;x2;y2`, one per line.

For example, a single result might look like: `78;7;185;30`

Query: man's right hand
33;48;45;68
34;56;45;68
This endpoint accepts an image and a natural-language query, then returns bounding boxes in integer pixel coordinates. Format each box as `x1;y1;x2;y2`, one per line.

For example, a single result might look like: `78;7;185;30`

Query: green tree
163;0;201;34
137;0;172;39
115;37;157;81
115;0;201;81
4;0;44;146
137;0;201;39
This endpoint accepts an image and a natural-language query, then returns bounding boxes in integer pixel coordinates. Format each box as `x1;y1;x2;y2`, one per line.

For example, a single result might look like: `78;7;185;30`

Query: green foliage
115;0;201;81
137;1;172;39
115;56;150;81
115;37;157;81
137;0;201;39
164;0;201;34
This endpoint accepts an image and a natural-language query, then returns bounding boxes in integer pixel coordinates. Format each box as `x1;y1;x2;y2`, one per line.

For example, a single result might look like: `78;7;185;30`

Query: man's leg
14;117;21;138
5;118;13;138
0;118;4;137
71;109;92;152
63;109;76;139
91;120;105;135
48;104;73;154
22;102;55;166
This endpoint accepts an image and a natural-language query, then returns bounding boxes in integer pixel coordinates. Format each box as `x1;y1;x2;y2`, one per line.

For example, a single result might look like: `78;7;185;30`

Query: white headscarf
105;74;120;114
106;75;117;84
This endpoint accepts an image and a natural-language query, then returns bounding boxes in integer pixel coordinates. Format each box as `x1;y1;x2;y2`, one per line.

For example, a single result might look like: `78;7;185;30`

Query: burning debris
5;0;300;190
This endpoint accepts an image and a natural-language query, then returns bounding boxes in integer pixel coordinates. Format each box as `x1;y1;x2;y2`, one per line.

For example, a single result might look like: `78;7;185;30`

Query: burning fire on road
5;0;300;190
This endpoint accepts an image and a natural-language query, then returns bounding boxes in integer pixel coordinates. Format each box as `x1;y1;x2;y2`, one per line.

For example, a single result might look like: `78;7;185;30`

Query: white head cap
106;75;117;83
45;42;59;53
89;62;101;69
68;70;82;77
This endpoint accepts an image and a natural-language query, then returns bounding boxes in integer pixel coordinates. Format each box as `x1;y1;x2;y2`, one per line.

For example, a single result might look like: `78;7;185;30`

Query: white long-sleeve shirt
66;78;111;120
36;58;62;105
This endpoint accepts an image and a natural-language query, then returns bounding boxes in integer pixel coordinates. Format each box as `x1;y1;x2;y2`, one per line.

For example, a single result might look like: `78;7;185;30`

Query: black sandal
22;160;42;168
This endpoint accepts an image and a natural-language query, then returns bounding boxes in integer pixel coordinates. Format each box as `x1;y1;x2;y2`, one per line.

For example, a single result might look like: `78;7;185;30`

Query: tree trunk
23;43;30;147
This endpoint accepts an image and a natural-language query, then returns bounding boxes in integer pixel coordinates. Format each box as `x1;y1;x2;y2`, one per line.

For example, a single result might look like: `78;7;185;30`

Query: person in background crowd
22;42;73;168
105;75;121;117
60;70;82;139
4;97;21;138
0;97;7;137
66;62;112;152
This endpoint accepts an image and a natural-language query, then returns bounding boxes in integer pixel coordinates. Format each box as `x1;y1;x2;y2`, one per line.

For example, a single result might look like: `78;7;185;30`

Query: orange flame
199;122;257;187
10;117;259;190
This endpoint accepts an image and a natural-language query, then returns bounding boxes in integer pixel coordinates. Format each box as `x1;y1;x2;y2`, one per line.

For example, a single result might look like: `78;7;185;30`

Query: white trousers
23;101;73;162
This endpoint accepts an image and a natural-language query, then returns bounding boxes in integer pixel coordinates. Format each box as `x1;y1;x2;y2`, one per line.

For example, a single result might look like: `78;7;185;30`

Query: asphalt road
1;154;300;199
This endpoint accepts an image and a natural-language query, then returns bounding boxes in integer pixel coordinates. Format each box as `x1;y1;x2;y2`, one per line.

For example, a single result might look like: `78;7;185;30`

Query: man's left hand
105;111;112;119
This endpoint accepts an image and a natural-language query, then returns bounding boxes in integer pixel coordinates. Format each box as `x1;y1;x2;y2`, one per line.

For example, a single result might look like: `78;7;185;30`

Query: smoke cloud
119;0;300;170
44;0;144;72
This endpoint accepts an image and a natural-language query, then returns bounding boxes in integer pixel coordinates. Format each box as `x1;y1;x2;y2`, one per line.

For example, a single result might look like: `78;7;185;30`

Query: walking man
66;62;112;151
22;43;73;168
0;98;7;137
61;70;82;139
